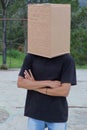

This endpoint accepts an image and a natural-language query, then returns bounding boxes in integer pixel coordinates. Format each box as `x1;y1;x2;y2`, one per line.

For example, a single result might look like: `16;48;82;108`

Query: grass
76;65;87;69
0;56;23;68
0;52;25;68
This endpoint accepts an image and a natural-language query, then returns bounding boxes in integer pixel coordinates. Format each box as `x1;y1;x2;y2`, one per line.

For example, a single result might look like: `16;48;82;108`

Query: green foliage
0;0;10;9
6;21;25;43
7;49;25;59
52;0;79;12
6;0;27;46
7;0;27;17
71;7;87;65
72;7;87;29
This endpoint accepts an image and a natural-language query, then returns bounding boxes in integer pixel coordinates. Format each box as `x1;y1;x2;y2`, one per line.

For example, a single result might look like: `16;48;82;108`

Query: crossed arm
17;70;71;97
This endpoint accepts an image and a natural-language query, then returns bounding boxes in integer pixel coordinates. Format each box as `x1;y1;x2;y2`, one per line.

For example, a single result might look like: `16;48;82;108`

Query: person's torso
25;54;69;122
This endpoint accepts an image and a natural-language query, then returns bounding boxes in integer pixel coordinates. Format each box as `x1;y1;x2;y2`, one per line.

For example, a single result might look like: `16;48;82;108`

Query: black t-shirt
19;53;76;122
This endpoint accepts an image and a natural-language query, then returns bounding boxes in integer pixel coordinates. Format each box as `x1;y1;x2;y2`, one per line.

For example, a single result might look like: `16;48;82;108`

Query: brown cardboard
28;4;71;58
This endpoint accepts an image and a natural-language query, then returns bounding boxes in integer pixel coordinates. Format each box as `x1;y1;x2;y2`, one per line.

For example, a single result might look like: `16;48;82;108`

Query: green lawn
0;55;25;68
76;65;87;69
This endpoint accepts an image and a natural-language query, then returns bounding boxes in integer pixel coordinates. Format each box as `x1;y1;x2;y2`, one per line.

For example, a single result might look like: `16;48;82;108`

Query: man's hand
24;69;35;81
48;80;61;88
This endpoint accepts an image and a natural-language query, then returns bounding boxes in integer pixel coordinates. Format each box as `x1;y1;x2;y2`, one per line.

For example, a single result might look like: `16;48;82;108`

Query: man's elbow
63;87;71;97
61;83;71;97
55;89;70;97
17;77;24;88
63;90;70;97
17;80;21;88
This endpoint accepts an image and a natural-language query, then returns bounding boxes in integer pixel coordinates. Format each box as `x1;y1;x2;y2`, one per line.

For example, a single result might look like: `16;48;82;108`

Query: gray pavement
0;69;87;130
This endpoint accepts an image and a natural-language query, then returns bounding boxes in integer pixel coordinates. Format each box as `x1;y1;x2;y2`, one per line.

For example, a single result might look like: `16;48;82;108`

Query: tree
6;0;27;52
71;7;87;65
0;0;10;69
49;0;79;11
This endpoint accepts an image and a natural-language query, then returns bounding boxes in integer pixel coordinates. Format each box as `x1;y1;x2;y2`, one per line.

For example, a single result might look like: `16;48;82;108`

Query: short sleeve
61;54;77;85
19;53;32;78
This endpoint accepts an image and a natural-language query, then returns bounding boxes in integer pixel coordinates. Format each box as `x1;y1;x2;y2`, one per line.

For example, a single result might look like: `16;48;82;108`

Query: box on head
28;4;71;58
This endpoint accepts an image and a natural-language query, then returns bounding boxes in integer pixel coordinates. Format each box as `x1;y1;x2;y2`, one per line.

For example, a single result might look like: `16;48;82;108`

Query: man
17;53;76;130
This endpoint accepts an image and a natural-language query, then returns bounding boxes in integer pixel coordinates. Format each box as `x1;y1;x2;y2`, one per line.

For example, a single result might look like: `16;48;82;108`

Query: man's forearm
35;83;71;97
17;76;61;90
17;76;50;90
47;84;71;97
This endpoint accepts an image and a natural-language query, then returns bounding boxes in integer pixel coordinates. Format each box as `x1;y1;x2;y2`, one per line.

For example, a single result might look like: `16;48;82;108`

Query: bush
7;49;25;59
71;7;87;65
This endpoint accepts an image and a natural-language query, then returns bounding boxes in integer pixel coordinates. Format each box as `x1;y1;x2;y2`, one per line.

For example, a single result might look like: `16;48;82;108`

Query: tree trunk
2;9;7;65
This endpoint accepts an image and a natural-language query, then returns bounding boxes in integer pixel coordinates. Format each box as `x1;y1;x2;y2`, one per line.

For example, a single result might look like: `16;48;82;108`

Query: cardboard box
28;4;71;58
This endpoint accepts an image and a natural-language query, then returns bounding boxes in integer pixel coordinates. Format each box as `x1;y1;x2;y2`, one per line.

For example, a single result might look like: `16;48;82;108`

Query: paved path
0;69;87;130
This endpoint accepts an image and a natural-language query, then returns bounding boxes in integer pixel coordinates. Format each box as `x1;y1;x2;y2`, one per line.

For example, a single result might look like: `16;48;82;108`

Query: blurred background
0;0;87;69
